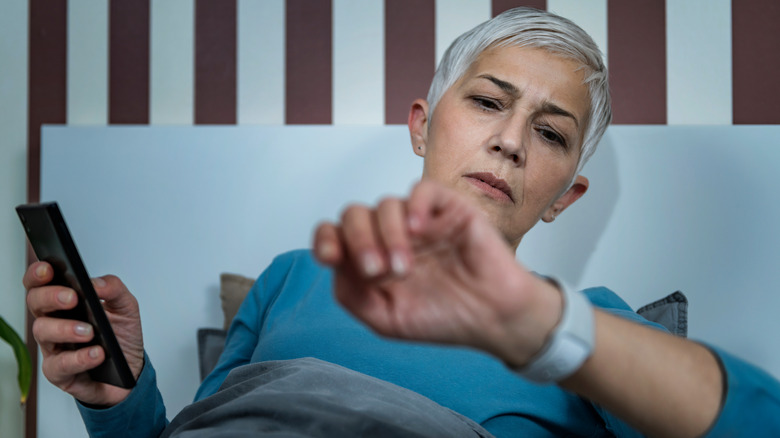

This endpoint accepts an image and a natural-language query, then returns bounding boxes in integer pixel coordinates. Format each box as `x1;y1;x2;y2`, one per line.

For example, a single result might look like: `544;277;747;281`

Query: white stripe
237;0;285;125
150;0;194;125
435;0;491;66
666;0;732;125
0;2;27;437
67;0;108;125
333;0;384;125
547;0;608;65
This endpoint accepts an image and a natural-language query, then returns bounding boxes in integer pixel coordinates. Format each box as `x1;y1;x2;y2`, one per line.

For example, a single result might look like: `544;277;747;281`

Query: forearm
489;276;724;437
559;311;722;438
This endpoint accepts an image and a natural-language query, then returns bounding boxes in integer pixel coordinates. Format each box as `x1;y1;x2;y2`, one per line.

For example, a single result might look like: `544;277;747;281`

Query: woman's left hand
313;180;562;366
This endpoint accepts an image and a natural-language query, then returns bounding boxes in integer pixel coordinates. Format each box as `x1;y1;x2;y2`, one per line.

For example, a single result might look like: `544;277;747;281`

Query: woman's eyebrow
476;74;579;127
540;101;579;128
477;74;519;97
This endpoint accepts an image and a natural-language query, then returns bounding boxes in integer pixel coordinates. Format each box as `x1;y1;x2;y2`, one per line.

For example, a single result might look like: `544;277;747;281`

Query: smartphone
16;202;136;389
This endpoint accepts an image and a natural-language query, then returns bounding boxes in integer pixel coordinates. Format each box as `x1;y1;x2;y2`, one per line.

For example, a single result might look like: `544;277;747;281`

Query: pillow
198;273;255;381
636;291;688;337
219;273;256;330
197;328;228;381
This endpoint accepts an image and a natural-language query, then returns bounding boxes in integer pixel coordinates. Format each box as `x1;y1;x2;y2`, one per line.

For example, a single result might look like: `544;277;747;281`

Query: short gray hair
427;7;611;176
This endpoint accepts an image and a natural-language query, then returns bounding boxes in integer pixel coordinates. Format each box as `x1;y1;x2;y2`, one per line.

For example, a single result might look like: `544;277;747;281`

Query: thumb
91;275;138;315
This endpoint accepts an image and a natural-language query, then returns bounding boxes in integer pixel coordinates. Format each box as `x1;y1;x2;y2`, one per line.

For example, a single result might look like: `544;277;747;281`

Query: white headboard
39;125;780;437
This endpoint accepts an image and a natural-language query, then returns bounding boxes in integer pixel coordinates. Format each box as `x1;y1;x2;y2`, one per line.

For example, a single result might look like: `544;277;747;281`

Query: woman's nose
488;121;526;166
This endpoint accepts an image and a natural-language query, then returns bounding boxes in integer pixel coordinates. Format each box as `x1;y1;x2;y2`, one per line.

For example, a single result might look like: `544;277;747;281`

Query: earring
550;212;556;221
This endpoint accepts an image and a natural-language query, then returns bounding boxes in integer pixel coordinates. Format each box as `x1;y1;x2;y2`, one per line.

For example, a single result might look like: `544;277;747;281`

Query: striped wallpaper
25;0;780;203
6;0;780;436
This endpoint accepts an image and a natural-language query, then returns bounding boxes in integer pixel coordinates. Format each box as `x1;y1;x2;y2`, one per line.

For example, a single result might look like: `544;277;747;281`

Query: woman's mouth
463;172;514;203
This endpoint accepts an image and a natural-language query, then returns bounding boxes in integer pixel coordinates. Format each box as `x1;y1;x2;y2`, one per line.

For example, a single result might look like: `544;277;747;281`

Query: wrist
495;274;564;368
508;278;595;383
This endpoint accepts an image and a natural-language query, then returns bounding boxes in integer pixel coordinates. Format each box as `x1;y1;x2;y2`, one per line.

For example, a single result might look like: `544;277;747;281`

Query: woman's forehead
460;47;590;115
466;45;584;82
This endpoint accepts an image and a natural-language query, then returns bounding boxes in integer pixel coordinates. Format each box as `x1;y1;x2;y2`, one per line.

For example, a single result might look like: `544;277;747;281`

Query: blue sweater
79;250;780;437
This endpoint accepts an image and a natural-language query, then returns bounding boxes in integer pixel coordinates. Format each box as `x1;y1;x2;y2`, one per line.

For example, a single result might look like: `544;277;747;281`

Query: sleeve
703;346;780;437
77;352;167;438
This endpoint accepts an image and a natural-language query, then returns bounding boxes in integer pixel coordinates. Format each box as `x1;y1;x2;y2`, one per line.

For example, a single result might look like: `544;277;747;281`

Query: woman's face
409;45;591;249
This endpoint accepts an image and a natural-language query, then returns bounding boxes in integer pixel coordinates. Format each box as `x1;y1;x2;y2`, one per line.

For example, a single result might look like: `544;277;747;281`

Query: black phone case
17;202;136;389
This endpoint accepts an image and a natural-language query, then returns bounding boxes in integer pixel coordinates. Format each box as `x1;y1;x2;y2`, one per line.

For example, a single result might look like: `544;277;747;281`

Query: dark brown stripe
607;0;666;124
28;0;67;204
385;0;434;125
285;0;332;124
732;0;780;124
109;0;150;124
492;0;546;16
28;2;67;433
195;0;237;124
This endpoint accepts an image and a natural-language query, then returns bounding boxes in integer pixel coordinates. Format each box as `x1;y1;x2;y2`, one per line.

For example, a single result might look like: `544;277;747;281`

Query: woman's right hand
24;262;145;407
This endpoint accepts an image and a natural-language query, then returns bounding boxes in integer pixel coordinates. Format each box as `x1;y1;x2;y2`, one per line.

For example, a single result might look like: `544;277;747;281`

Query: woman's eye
472;97;501;111
538;127;566;147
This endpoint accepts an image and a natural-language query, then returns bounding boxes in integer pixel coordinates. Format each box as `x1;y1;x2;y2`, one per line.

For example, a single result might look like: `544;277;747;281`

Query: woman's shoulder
581;286;671;332
257;249;331;293
580;286;633;312
267;249;323;274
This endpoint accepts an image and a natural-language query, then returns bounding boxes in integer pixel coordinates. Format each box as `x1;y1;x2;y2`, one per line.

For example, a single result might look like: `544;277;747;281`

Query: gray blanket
162;357;494;437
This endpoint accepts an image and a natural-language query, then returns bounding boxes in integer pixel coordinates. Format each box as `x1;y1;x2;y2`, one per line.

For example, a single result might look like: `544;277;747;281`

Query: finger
26;284;79;318
91;275;139;315
409;182;512;272
408;181;472;240
312;222;344;265
376;197;412;276
42;345;104;386
32;317;94;354
23;261;53;290
340;205;387;278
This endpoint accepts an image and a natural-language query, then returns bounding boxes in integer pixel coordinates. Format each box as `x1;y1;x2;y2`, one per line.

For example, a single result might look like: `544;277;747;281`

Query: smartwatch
512;279;595;383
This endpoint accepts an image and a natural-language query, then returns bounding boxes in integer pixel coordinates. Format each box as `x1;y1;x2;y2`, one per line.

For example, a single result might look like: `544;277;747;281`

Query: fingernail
408;214;421;232
74;323;92;336
35;264;48;278
57;290;74;304
362;252;381;277
391;252;408;276
92;277;106;288
89;346;100;358
318;242;336;260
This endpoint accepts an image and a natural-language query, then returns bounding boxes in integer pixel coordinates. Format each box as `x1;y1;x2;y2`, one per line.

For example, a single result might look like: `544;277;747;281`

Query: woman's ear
408;99;430;157
543;175;589;222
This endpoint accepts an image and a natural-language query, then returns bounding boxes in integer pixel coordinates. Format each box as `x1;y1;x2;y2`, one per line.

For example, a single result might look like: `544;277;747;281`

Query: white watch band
512;280;595;383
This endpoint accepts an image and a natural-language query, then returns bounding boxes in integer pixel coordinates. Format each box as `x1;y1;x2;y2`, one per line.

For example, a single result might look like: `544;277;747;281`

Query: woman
24;7;780;437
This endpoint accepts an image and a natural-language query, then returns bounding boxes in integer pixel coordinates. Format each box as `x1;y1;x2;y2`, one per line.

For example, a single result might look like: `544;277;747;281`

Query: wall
2;0;780;437
0;3;29;438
